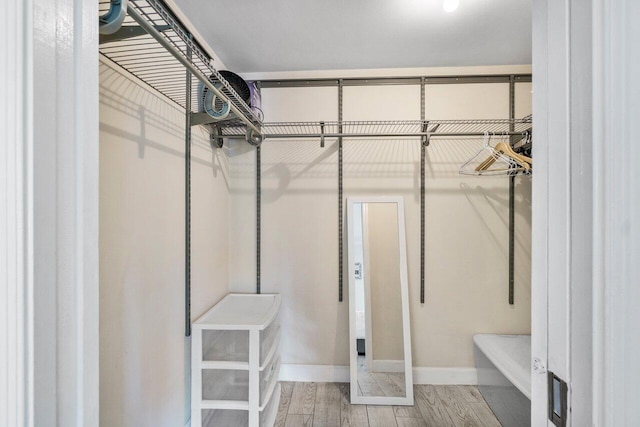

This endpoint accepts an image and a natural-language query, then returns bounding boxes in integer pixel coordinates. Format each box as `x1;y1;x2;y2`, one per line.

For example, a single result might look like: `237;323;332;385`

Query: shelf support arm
127;3;262;136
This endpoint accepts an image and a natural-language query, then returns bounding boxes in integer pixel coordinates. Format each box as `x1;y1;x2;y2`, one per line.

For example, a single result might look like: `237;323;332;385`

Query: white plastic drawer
200;391;279;427
260;315;280;366
260;356;281;406
202;330;249;363
202;369;249;402
260;383;281;427
201;409;247;427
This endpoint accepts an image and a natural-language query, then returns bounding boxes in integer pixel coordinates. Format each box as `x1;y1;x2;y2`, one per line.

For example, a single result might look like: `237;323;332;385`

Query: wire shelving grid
216;116;533;140
99;0;262;131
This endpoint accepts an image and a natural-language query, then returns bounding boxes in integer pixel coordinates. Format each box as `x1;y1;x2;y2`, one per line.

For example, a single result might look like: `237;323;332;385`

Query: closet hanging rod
213;117;532;140
257;131;528;139
125;4;262;135
258;74;532;88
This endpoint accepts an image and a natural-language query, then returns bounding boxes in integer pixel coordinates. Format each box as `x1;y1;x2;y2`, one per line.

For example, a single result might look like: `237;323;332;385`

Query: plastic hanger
459;132;527;176
477;132;531;172
494;142;531;171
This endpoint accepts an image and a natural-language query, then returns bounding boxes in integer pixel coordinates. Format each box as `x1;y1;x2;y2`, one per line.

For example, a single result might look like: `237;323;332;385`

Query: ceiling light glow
443;0;460;12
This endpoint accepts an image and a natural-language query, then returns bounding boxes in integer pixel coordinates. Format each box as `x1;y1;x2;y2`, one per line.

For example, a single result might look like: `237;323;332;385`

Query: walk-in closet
97;1;533;425
6;0;640;426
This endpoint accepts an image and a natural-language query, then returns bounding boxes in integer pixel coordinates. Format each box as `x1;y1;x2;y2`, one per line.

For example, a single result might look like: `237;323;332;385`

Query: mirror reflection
351;201;407;399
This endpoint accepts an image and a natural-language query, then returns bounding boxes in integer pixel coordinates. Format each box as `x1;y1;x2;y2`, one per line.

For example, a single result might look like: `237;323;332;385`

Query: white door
533;0;640;425
532;0;593;425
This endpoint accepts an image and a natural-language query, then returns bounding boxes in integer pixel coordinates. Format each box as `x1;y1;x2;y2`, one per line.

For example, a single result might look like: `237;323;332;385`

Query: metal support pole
509;175;515;305
255;79;263;294
508;75;516;305
420;77;426;304
257;145;261;294
185;40;192;336
338;80;344;302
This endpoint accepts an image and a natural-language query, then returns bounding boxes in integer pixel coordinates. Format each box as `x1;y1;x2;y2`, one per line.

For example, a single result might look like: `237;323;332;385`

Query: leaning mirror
347;196;414;405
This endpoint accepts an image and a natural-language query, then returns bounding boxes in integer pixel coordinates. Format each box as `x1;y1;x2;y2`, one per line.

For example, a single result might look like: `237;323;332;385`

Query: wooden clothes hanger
460;132;528;176
476;133;532;173
494;142;532;170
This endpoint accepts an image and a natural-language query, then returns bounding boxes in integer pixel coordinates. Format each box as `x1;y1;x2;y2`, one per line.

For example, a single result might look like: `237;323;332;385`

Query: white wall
229;69;532;370
98;60;230;427
228;87;343;368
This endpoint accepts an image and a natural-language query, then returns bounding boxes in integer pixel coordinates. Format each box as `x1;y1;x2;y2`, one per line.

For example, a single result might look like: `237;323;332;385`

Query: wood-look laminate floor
274;382;501;427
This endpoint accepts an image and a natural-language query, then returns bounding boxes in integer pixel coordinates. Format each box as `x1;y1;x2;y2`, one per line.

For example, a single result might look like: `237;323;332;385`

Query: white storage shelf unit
191;294;282;427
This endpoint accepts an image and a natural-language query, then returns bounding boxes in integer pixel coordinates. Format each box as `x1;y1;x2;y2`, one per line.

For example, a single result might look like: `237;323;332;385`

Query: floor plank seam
276;382;501;427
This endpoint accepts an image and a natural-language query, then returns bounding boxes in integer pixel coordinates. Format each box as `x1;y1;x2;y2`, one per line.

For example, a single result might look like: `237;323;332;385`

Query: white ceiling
174;0;531;73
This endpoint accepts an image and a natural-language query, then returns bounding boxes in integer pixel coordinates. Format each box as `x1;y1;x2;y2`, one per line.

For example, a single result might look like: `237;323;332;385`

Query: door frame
532;0;593;423
1;1;34;425
591;0;640;424
0;0;100;425
532;0;640;425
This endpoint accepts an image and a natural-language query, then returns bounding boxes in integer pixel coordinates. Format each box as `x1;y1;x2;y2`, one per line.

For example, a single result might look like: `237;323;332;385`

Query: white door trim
591;2;608;423
531;0;551;423
532;1;595;425
592;0;640;425
29;0;100;425
1;1;34;426
532;0;640;425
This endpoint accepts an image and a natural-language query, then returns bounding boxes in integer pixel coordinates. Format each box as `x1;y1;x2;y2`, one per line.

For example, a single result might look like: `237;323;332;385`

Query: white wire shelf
214;116;532;141
99;0;262;133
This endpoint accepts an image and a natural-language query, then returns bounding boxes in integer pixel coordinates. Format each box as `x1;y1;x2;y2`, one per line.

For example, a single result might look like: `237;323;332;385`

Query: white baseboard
279;364;478;385
279;364;351;382
412;367;477;385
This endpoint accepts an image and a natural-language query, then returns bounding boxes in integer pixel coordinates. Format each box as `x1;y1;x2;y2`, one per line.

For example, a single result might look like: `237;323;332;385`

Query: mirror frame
347;196;414;406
